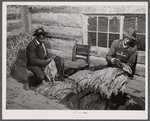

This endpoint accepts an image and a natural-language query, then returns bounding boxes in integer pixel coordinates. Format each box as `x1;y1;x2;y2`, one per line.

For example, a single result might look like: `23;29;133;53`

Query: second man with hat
106;27;138;77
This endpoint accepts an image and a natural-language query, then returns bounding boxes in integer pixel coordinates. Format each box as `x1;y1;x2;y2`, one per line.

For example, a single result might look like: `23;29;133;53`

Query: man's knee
54;56;61;61
37;73;45;80
28;66;45;80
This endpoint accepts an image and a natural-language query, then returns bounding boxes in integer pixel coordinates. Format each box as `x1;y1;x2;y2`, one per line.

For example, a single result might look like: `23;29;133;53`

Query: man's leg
24;66;46;90
28;66;45;81
54;56;64;79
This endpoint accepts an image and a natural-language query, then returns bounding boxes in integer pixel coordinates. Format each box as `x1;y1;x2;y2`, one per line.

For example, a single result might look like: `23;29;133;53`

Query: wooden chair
64;42;90;76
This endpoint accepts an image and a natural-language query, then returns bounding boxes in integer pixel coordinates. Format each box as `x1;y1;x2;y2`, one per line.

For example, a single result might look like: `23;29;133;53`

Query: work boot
42;80;49;85
56;75;65;81
23;82;30;91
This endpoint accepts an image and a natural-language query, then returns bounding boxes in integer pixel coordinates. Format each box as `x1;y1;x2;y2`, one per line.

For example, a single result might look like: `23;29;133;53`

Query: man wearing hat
106;27;137;77
24;28;64;90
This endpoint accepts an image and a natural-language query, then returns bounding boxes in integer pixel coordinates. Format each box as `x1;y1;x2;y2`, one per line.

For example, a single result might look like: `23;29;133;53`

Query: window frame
86;15;124;48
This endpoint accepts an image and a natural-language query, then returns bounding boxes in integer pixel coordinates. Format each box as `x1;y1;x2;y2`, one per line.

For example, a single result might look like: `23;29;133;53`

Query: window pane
124;17;136;32
88;32;96;46
136;34;145;51
137;16;145;33
98;17;108;32
109;17;120;32
109;34;119;47
88;16;97;31
98;33;107;47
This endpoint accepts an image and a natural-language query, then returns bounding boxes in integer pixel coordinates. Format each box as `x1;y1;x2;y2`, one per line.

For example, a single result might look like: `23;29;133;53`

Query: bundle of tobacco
44;79;77;100
44;59;57;84
75;67;130;99
79;93;100;109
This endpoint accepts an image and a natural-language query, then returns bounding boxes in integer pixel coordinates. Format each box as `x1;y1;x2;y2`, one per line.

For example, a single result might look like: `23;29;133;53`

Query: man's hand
111;58;123;68
51;55;56;59
111;58;116;65
115;58;123;68
46;58;52;64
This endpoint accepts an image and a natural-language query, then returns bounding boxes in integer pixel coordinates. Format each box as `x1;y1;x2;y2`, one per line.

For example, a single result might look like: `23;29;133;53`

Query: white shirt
35;39;47;56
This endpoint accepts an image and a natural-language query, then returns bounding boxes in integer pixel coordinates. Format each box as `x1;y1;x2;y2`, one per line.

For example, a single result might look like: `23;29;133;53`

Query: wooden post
120;16;124;39
21;5;31;33
82;14;88;45
26;13;31;33
20;6;26;33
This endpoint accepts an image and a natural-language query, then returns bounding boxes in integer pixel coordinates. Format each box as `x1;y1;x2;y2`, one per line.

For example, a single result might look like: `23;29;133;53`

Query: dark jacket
106;39;137;74
26;38;50;68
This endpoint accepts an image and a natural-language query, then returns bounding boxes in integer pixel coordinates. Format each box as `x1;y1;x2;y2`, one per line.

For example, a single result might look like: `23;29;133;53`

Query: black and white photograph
2;2;148;119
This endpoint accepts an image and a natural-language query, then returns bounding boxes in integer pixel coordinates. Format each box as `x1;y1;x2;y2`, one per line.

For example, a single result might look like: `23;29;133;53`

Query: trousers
27;56;63;82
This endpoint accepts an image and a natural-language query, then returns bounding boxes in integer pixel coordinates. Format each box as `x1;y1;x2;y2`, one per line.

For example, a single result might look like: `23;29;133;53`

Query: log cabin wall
7;5;29;36
28;5;146;78
7;5;146;83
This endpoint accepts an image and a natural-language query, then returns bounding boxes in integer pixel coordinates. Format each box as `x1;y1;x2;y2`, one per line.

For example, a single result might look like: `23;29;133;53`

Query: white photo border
2;2;148;120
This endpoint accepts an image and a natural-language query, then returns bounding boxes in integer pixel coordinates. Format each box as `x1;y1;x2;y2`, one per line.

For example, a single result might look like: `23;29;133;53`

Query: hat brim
123;32;136;40
33;31;48;37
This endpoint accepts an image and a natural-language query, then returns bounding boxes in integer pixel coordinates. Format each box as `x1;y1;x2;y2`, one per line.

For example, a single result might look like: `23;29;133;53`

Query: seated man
70;27;138;107
24;28;64;90
106;27;137;77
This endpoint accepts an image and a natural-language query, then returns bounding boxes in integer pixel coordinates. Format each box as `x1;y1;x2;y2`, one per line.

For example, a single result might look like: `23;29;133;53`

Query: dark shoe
56;76;65;81
23;83;30;91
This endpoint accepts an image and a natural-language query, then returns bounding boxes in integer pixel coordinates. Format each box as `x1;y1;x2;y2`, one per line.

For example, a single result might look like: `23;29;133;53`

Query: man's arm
106;40;118;65
27;44;48;67
126;46;137;68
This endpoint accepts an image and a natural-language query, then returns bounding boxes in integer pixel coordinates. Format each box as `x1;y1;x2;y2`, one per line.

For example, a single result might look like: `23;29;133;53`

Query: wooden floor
6;77;72;110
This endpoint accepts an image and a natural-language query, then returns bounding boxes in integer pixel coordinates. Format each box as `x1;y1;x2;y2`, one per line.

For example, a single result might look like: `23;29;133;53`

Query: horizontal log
7;27;25;36
44;38;75;52
7;13;21;21
7;7;21;14
90;46;145;64
137;52;145;64
89;57;145;77
45;42;74;53
137;51;145;55
28;5;82;14
90;46;108;58
89;56;108;66
7;20;23;28
31;13;82;28
133;75;145;83
47;49;72;61
31;24;83;42
135;64;145;77
28;5;146;14
124;79;145;98
45;38;75;45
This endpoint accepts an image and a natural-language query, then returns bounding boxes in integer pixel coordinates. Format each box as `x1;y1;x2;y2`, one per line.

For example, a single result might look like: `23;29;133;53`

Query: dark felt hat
33;27;48;37
123;27;137;40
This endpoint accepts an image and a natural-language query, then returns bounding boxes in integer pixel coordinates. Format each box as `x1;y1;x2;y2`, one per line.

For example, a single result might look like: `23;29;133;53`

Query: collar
119;40;131;49
35;38;40;45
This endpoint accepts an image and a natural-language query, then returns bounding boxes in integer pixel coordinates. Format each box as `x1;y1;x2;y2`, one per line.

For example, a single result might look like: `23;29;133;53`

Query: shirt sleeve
106;40;118;65
126;46;137;68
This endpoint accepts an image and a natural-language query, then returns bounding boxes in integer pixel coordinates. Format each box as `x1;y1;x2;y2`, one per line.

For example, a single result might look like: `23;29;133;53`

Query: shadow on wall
7;33;32;83
11;49;31;84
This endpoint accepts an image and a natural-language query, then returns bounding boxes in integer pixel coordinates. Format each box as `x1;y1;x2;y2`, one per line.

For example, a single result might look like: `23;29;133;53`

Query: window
87;14;146;51
87;15;124;48
124;15;145;51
